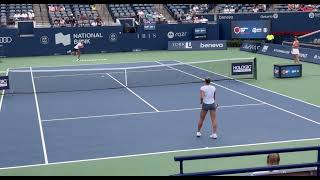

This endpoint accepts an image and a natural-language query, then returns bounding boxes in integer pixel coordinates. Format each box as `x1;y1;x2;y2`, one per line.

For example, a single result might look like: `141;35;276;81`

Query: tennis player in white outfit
196;78;218;139
291;36;300;64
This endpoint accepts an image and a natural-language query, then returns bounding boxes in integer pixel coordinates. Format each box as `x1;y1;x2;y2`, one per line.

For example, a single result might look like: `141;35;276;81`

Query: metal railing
173;146;320;176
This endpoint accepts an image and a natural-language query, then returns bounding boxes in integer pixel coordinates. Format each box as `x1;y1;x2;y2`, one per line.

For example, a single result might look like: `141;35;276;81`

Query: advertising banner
258;43;320;64
168;40;227;51
231;20;271;39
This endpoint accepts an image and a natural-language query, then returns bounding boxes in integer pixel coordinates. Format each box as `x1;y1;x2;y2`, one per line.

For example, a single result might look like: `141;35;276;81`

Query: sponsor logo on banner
167;31;188;39
200;43;224;49
240;42;262;53
309;12;320;18
0;76;9;90
314;54;320;60
108;33;118;42
252;28;262;33
260;13;278;19
55;33;71;46
274;48;290;54
0;37;13;44
55;32;104;46
231;62;253;75
137;33;157;39
259;43;320;65
168;40;227;51
233;27;249;34
218;15;234;20
261;45;269;52
40;36;49;45
167;31;174;39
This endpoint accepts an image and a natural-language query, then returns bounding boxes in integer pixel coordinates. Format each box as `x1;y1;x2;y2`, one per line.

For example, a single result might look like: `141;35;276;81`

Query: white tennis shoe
210;133;218;139
196;132;202;137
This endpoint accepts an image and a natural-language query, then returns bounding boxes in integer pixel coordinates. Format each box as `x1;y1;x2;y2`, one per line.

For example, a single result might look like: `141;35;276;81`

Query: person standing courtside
292;36;300;64
196;78;218;139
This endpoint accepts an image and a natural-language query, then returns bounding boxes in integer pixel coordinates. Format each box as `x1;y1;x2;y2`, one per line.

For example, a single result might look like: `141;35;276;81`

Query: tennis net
4;57;257;94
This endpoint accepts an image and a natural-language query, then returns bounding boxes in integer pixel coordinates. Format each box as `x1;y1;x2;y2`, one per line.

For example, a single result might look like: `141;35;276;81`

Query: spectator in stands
251;153;281;176
54;5;59;12
199;16;208;23
59;18;65;27
137;10;145;23
229;6;235;13
59;5;65;12
288;4;294;10
13;13;21;21
91;5;96;11
96;16;102;26
49;5;56;12
193;5;199;13
223;6;230;13
21;11;28;21
253;5;259;13
53;19;60;27
70;16;76;27
28;10;35;20
91;20;97;27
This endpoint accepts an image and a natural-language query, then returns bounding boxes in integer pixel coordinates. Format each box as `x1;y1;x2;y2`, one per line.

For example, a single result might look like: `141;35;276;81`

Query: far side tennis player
69;40;85;61
196;77;218;139
292;36;300;64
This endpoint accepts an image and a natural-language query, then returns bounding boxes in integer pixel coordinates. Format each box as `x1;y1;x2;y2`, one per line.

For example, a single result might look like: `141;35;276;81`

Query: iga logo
40;36;49;45
55;33;71;46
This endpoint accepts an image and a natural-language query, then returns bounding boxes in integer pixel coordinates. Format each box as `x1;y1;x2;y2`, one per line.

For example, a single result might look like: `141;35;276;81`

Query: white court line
106;73;160;112
42;103;266;122
156;61;320;125
33;68;175;79
175;60;320;109
1;137;320;171
30;67;49;164
73;59;109;62
13;60;158;70
0;69;9;112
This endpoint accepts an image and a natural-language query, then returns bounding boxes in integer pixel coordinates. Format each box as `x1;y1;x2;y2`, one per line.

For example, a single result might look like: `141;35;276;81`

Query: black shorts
202;103;217;111
73;48;80;52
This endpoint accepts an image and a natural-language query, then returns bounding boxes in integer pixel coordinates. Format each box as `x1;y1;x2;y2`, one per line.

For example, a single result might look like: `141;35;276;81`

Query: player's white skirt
291;48;300;55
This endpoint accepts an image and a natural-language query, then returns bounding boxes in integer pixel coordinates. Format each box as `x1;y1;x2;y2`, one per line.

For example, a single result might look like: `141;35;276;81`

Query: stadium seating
48;4;101;27
0;4;34;27
108;4;166;24
165;4;213;21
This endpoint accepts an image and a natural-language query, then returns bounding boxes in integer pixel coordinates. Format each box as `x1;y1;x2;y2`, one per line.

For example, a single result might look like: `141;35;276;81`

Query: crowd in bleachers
2;4;320;28
108;4;167;25
166;4;211;23
287;4;320;12
218;4;269;14
1;4;34;26
48;4;102;27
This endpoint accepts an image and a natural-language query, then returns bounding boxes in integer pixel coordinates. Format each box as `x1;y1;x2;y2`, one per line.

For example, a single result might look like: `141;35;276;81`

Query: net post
125;68;128;87
253;57;257;80
317;147;320;176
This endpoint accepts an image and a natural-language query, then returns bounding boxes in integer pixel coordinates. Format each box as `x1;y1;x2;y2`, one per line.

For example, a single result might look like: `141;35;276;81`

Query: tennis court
0;52;320;175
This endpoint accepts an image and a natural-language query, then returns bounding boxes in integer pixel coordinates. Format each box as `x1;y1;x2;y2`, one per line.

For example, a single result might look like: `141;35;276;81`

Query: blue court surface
0;60;320;169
